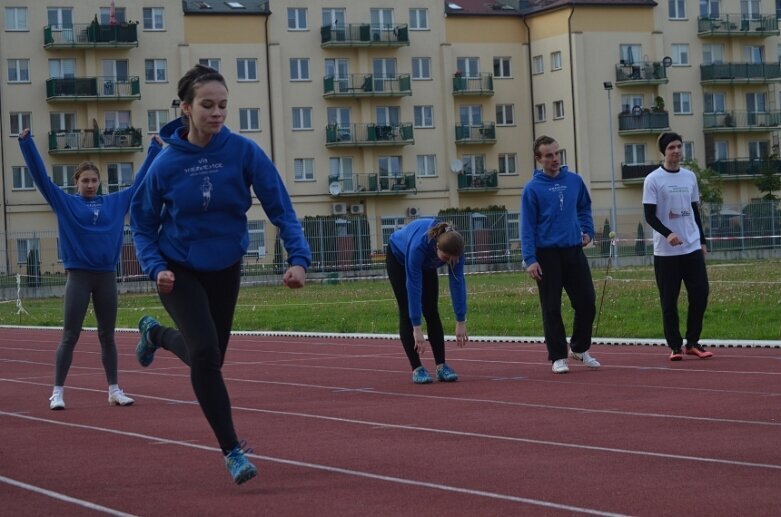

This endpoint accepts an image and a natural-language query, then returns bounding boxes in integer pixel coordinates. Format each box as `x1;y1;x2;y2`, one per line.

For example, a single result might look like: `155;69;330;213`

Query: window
703;44;725;65
621;94;645;113
17;238;39;264
459;105;482;126
288;8;308;30
239;108;260;131
457;57;479;77
414;106;434;128
498;153;517;175
371;8;394;32
493;57;511;78
496;104;515;126
198;58;221;72
534;103;546;122
553;100;565;119
379;155;402;177
330;157;353;189
247;220;266;256
381;216;406;249
322;8;345;27
50;112;76;132
416;155;436;177
669;0;686;19
8;59;30;83
624;144;646;164
292;107;312;130
144;59;167;82
673;92;692;114
683;141;694;160
700;0;719;18
748;140;770;159
462;154;485;174
294;158;315;181
671;44;690;66
53;165;76;194
744;46;764;64
106;163;133;193
376;106;401;126
704;92;726;113
48;58;75;79
558;149;567;165
147;110;169;133
5;7;28;31
714;141;728;160
100;6;125;24
742;0;760;20
12;166;33;190
143;7;165;30
237;59;257;81
532;55;543;74
104;111;131;129
10;112;31;136
411;57;431;80
551;51;562;71
409;8;428;30
290;58;310;81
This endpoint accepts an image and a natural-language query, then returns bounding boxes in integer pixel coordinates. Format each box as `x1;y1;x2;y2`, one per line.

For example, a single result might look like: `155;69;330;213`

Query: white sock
108;384;120;394
52;386;64;395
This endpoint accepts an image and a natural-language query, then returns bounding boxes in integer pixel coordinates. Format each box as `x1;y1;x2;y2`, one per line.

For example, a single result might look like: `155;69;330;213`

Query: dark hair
658;132;683;154
74;161;100;182
533;135;557;158
427;222;465;264
177;64;228;105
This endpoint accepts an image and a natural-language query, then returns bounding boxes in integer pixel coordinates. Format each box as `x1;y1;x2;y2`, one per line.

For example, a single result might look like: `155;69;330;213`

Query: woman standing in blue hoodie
387;218;468;384
18;129;162;410
521;135;600;374
131;65;311;485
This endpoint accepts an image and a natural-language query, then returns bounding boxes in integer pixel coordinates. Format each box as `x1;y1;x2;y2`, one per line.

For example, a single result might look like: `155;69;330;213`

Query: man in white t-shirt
642;132;713;361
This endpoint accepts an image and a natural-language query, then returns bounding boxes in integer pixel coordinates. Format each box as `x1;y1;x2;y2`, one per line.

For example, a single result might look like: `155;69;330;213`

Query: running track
1;327;780;516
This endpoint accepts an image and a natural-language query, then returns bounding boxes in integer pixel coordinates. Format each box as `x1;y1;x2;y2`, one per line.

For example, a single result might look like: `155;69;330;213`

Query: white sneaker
108;389;135;406
49;391;65;410
552;359;570;374
571;351;601;368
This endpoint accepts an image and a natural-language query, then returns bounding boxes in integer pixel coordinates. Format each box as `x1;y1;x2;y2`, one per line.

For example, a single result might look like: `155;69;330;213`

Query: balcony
455;123;496;145
698;14;780;37
703;110;781;133
328;173;416;196
700;62;781;84
44;22;139;49
452;73;494;96
457;170;499;192
707;158;781;177
621;162;660;183
46;77;141;102
614;61;668;86
320;23;409;48
323;74;411;98
617;111;670;135
325;123;414;148
48;128;143;154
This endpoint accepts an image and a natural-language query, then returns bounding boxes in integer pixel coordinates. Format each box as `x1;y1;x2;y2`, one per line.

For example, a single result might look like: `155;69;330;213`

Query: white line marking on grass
0;474;138;517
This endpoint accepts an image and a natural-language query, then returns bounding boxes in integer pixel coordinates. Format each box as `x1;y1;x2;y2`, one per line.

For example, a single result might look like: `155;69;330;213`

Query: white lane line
0;474;138;517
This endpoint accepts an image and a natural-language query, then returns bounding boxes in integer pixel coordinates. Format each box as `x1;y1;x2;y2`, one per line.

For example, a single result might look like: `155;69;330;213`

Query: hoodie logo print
201;177;212;211
92;207;100;224
559;191;564;211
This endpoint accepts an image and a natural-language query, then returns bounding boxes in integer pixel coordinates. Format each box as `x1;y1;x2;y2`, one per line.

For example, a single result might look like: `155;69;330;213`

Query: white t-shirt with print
642;166;702;256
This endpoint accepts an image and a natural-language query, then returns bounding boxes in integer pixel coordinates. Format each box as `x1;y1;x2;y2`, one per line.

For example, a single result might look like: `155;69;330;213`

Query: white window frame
532;55;543;74
144;59;167;83
413;106;434;128
457;57;480;78
5;7;28;31
668;0;686;20
551;51;562;71
498;153;517;175
104;111;131;130
553;100;565;119
290;58;310;81
416;154;436;177
411;57;431;80
147;110;169;133
198;58;221;72
142;7;165;31
496;104;515;126
624;144;646;165
106;162;133;193
493;57;511;78
288;8;308;30
683;141;694;160
12;166;34;190
239;108;261;132
237;58;258;81
534;103;546;123
673;92;692;114
671;44;690;66
53;164;77;194
409;8;428;30
704;92;726;113
247;220;266;257
10;112;31;136
8;59;30;83
17;238;39;264
294;158;315;182
714;141;729;161
292;107;312;130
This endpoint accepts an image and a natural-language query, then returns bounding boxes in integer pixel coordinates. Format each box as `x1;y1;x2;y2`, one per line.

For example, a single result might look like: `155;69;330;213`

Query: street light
171;99;181;118
603;81;619;267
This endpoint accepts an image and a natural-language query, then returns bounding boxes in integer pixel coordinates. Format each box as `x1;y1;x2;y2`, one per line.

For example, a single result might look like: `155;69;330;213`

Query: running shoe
685;344;713;359
411;366;433;384
136;315;160;367
552;359;570;374
49;391;65;410
224;441;258;485
570;351;601;368
108;388;135;406
436;363;459;382
669;347;683;361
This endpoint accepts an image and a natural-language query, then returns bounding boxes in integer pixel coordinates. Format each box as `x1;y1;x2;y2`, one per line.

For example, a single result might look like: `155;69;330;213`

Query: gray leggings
54;270;118;387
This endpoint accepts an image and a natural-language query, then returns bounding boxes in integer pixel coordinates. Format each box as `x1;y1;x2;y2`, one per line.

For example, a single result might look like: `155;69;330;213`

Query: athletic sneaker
49;391;65;410
685;344;713;359
669;347;683;361
136;315;160;367
411;366;433;384
436;363;459;382
108;388;135;406
570;351;601;368
552;359;570;374
224;442;258;485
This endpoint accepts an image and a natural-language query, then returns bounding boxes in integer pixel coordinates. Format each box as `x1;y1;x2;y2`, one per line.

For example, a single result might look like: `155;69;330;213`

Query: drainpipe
0;84;9;275
264;14;274;161
567;8;578;170
522;15;535;160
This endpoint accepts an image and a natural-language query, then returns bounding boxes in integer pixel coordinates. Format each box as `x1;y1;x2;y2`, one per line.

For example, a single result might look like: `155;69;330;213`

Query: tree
683;159;723;207
754;158;781;201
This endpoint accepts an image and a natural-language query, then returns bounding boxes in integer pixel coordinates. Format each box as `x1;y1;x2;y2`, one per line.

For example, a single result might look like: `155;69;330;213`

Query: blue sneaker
412;366;433;384
136;315;160;367
436;363;459;382
224;441;258;485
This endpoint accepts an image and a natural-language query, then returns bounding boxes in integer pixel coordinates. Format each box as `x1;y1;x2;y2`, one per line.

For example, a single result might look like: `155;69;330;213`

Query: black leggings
153;260;241;454
386;252;445;370
653;249;709;349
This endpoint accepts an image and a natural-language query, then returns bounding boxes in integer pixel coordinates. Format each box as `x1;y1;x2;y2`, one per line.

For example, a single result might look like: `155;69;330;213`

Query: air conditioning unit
332;202;347;215
407;207;419;217
350;204;364;215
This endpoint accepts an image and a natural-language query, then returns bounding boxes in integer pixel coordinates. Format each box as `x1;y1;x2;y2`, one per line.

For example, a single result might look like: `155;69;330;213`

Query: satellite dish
662;56;673;68
329;182;342;196
449;159;464;174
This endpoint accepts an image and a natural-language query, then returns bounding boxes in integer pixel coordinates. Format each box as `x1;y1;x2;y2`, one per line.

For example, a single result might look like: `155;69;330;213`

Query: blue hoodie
131;118;311;280
520;166;594;267
388;218;467;326
18;134;161;272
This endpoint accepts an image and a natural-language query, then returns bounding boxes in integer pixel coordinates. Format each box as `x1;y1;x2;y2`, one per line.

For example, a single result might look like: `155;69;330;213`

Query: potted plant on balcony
652;96;665;113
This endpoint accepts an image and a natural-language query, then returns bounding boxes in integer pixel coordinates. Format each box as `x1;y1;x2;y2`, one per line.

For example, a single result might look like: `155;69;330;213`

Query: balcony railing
700;62;781;83
455;123;496;144
452;73;494;96
43;22;139;49
697;14;780;37
708;158;781;176
328;173;416;195
621;162;660;182
615;61;668;85
457;170;499;191
325;123;414;147
703;110;781;132
48;128;143;154
46;76;141;101
617;111;670;134
320;23;409;47
323;74;411;97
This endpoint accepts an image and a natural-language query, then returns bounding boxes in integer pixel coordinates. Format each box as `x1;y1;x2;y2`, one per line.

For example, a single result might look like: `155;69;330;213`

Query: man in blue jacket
521;135;600;374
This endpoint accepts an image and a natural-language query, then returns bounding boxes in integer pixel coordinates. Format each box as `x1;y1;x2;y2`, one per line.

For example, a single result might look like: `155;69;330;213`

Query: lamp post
170;99;181;118
603;81;619;267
